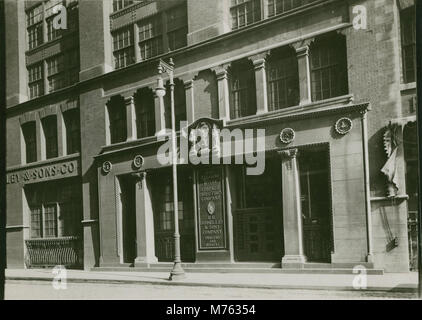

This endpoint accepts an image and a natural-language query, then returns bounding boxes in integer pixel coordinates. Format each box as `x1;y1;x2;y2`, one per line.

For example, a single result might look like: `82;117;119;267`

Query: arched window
267;47;299;110
229;59;257;119
107;96;127;144
310;33;348;101
134;88;155;139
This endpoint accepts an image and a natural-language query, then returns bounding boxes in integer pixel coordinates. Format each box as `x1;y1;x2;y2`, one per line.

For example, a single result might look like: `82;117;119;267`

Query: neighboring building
4;0;418;272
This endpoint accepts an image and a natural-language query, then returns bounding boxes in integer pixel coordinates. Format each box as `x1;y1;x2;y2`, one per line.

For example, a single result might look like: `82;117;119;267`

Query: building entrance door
233;158;283;262
118;176;137;264
299;148;332;263
152;168;195;262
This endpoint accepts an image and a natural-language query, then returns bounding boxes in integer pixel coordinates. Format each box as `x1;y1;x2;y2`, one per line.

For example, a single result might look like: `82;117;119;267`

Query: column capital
249;50;270;62
124;95;134;106
291;38;314;55
184;79;194;89
211;64;230;79
278;148;299;160
131;171;147;181
253;58;266;70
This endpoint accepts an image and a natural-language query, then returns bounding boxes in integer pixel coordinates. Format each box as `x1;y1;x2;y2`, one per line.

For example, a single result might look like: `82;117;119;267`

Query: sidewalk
5;268;419;293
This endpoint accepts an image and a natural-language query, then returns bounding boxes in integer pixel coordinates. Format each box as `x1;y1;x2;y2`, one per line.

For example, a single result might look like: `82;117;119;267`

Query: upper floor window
310;34;348;102
229;59;257;119
231;0;261;30
46;50;79;92
267;47;299;110
138;15;163;61
26;0;79;50
400;5;416;83
167;5;188;51
113;0;135;12
42;115;58;159
22;121;37;164
113;27;135;69
134;88;156;139
268;0;318;17
107;96;127;144
63;109;80;154
28;63;44;99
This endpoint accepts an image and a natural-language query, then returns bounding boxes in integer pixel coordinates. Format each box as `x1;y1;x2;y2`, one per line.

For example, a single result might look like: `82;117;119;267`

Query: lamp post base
169;262;186;281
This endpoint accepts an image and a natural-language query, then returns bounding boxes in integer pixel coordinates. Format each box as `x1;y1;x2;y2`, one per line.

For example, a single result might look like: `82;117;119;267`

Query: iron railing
25;236;82;269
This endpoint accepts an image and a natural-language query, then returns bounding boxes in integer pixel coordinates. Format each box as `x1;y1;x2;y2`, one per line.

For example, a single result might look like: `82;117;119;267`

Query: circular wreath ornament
133;155;144;169
207;201;216;215
335;117;353;135
102;161;112;174
280;128;295;144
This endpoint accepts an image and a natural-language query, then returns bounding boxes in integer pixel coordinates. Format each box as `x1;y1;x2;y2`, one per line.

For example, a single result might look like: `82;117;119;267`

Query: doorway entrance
118;175;137;264
151;168;195;262
233;157;283;262
299;148;332;263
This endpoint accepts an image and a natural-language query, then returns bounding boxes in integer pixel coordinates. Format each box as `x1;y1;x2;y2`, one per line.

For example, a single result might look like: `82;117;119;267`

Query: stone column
184;79;195;124
132;171;158;266
125;96;137;141
213;66;230;121
154;87;167;136
57;108;66;156
251;53;269;115
292;40;313;105
278;148;306;267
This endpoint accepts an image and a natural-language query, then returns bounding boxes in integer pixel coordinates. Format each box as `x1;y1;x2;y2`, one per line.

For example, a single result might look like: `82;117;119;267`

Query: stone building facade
4;0;418;272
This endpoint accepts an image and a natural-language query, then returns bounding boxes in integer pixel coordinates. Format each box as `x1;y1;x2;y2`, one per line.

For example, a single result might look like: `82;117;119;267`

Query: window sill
400;82;416;92
226;94;355;127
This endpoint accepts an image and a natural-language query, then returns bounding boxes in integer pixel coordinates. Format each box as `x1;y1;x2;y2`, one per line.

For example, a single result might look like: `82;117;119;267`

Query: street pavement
4;280;419;300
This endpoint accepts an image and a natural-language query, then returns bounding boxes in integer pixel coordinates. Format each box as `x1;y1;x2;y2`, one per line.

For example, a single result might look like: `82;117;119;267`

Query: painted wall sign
6;159;79;185
196;166;226;250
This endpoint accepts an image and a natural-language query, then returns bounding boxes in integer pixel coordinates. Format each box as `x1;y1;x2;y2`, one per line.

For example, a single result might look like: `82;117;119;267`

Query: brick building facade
4;0;418;273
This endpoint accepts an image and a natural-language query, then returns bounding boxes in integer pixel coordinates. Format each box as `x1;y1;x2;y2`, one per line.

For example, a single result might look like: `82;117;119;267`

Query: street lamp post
156;59;185;280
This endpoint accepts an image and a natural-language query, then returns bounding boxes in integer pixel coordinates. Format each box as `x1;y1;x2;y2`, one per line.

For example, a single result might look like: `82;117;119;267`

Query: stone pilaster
278;148;306;267
212;66;230;121
292;39;313;105
250;52;269;114
132;171;158;266
184;79;195;124
125;96;137;141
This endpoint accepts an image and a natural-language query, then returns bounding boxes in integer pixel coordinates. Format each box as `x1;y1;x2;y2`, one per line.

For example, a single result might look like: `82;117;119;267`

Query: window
401;6;416;83
134;88;155;139
107;96;127;144
310;34;348;101
27;4;43;49
167;5;188;51
28;63;44;99
138;16;163;60
113;27;135;69
27;181;82;239
64;109;80;154
46;50;79;92
267;48;299;110
42;116;58;159
230;59;257;119
22;121;37;164
231;0;261;30
268;0;318;17
113;0;135;12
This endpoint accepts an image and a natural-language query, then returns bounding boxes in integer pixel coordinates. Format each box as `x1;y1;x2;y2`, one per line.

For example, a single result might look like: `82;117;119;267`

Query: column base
366;253;374;264
281;255;307;268
134;256;158;267
169;262;186;281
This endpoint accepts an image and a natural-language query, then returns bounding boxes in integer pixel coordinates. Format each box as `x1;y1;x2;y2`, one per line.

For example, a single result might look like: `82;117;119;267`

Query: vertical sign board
196;166;227;250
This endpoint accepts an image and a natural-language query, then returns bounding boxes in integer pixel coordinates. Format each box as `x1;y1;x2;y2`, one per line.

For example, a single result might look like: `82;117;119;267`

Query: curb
5;276;418;294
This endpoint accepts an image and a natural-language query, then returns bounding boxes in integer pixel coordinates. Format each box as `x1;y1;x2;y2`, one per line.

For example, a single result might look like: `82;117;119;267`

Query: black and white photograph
0;0;421;306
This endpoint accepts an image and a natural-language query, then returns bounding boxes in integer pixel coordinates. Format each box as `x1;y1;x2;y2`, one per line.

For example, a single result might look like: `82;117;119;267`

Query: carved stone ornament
133;155;144;169
280;128;295;144
102;161;112;174
335;117;353;135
